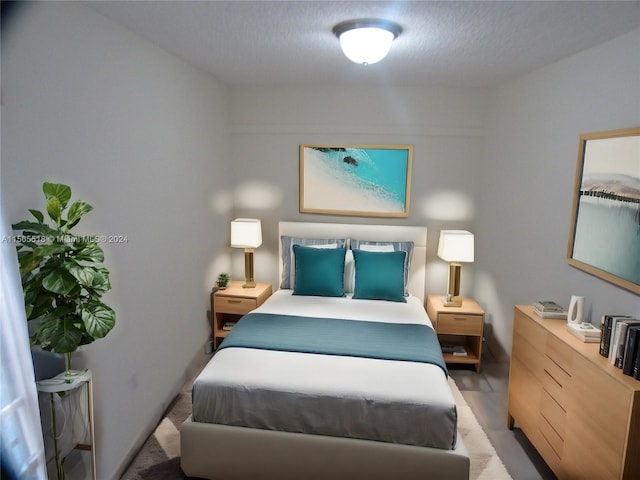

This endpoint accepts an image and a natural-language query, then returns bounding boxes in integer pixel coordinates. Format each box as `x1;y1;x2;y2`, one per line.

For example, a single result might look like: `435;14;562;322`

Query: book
622;326;640;376
567;322;601;343
634;341;640;380
600;315;633;358
452;346;467;356
533;300;564;312
441;344;467;356
600;315;611;357
534;309;567;319
611;319;640;367
608;315;634;361
222;321;237;331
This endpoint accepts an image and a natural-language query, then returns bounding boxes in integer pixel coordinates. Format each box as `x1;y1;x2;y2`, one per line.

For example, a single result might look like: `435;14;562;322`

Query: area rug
121;377;512;480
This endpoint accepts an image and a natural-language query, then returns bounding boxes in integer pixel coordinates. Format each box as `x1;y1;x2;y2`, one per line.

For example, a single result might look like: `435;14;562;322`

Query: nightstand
212;281;272;349
426;294;485;373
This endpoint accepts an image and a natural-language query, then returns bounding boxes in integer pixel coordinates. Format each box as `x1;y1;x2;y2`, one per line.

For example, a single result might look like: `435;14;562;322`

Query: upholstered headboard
278;222;427;303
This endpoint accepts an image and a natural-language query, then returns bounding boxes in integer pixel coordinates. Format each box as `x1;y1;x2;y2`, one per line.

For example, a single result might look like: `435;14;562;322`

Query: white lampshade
230;219;262;249
437;230;474;263
333;19;402;65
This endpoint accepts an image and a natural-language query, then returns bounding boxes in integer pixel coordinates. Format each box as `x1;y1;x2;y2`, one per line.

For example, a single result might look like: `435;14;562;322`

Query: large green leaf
18;252;41;274
74;243;104;263
90;268;111;294
66;201;93;229
65;263;95;287
43;182;72;208
36;315;83;353
42;269;77;295
29;293;55;320
12;221;59;237
32;243;69;259
29;209;44;223
46;197;62;225
80;302;115;338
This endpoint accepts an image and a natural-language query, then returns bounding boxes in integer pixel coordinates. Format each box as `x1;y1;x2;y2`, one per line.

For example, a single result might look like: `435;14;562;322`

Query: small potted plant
216;272;231;289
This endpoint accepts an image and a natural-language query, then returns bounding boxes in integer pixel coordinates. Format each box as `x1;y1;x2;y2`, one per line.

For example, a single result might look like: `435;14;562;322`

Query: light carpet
122;376;512;480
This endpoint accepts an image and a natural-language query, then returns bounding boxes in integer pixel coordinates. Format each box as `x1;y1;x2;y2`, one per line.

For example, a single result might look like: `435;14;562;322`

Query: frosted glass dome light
333;19;402;65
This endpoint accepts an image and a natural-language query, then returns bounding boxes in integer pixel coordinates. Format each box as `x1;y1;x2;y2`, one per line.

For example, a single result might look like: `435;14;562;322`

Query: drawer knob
228;299;242;304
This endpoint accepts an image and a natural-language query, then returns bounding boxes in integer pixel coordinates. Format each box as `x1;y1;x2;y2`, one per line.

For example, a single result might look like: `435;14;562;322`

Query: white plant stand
36;369;96;480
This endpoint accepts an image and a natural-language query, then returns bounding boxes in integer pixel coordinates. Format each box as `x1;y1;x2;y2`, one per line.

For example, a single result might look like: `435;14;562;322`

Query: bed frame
181;222;470;480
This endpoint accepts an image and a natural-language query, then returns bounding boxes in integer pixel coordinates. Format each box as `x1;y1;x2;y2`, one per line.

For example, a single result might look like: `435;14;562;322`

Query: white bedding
192;290;457;450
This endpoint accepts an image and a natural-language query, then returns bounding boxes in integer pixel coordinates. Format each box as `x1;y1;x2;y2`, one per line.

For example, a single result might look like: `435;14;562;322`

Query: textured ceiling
86;1;640;88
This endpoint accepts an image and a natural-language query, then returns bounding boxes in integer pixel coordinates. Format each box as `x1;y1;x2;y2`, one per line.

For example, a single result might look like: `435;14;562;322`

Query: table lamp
437;230;474;307
231;218;262;288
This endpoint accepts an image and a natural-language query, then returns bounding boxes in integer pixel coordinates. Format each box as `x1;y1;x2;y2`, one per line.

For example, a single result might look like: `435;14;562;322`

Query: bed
181;222;470;480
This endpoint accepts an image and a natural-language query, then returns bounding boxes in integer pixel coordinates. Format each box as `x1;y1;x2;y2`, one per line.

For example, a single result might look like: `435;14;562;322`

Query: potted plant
12;182;116;376
216;272;231;289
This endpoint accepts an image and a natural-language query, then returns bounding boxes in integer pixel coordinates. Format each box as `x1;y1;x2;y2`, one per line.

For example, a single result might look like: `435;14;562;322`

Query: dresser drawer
540;389;566;438
542;355;571;409
215;296;257;314
508;357;542;438
514;309;547;352
512;332;545;382
438;314;483;335
545;334;573;374
539;414;564;458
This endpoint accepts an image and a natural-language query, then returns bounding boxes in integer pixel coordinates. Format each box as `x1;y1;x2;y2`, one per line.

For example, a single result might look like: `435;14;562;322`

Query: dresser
508;305;640;480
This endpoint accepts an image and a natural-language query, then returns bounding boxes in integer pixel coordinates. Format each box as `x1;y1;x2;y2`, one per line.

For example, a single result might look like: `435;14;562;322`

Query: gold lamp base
242;249;256;288
442;262;463;307
441;294;463;307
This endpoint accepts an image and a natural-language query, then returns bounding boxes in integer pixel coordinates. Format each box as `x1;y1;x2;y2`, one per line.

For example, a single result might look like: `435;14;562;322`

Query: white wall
1;3;231;478
477;29;640;360
228;85;488;296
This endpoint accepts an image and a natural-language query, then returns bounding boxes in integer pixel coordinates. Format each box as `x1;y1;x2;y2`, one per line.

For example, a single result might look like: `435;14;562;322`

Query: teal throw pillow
293;245;346;297
353;250;407;303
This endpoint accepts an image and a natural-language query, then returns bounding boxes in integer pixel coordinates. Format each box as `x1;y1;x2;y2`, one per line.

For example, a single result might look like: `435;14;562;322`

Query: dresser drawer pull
454;316;468;321
227;299;242;304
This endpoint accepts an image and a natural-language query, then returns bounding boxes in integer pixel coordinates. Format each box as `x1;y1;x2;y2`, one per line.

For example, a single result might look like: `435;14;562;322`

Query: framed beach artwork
567;127;640;294
299;144;413;218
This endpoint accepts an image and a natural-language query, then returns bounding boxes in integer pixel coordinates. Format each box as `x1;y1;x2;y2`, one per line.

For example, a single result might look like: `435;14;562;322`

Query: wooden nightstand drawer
437;314;483;335
215;296;257;314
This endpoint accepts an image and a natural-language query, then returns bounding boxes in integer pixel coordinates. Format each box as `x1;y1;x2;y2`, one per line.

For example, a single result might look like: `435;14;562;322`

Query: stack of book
599;314;640;379
533;300;567;319
567;322;601;343
441;344;467;356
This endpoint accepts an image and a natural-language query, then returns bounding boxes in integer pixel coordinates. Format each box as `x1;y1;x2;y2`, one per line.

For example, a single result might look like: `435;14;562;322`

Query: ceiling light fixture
332;18;402;65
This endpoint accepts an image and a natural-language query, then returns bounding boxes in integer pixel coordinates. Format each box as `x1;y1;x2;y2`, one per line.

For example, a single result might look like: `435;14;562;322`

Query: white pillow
343;250;355;293
360;244;394;252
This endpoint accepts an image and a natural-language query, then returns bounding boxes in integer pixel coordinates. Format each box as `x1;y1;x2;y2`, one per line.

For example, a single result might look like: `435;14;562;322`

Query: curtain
0;206;47;479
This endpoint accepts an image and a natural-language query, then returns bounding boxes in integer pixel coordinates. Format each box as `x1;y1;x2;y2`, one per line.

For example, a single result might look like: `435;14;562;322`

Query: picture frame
567;127;640;294
299;144;413;218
